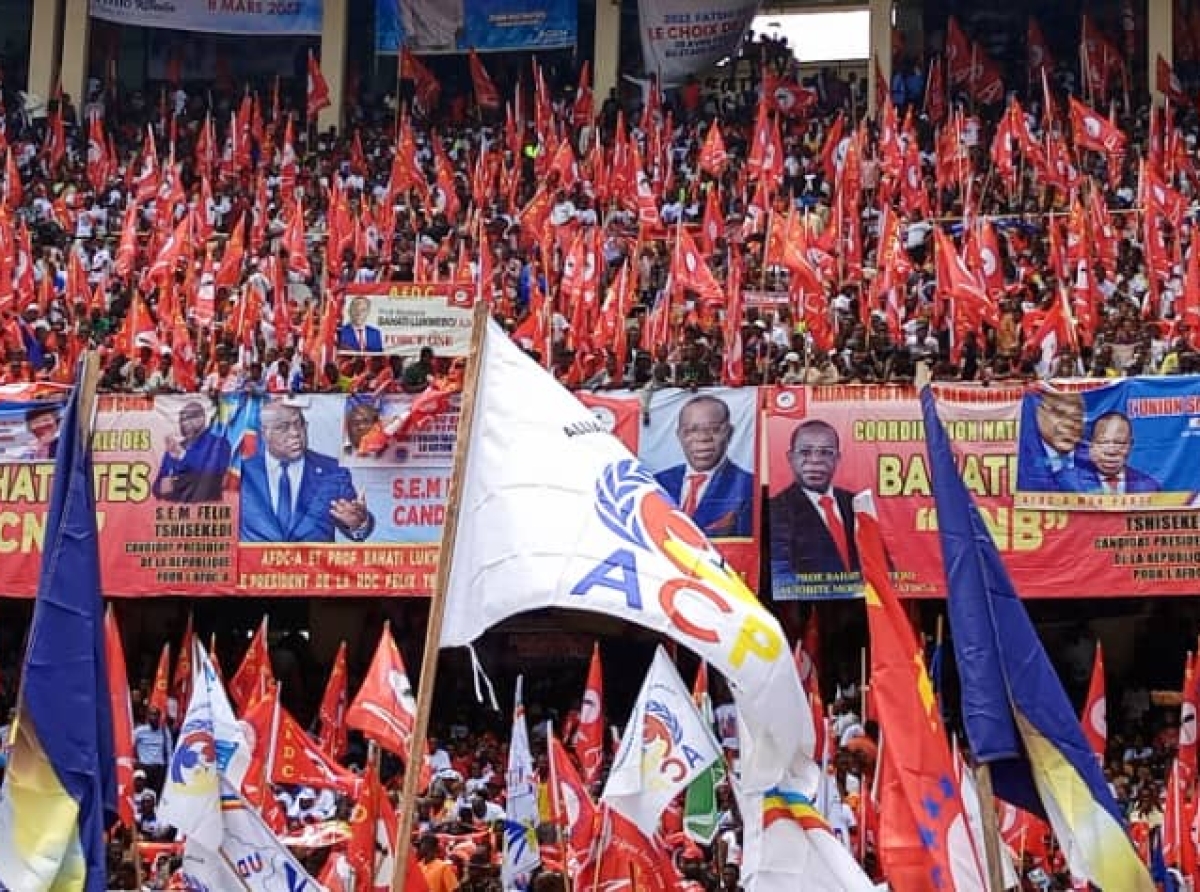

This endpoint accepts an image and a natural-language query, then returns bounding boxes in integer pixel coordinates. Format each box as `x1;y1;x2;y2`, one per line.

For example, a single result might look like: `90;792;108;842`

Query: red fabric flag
105;607;136;828
573;60;593;127
307;51;331;119
721;249;744;387
1069;97;1127;156
86;114;110;192
857;508;987;891
229;617;274;714
469;50;502;111
1157;54;1187;103
577;805;679;892
575;642;605;788
400;49;441;115
283;199;310;279
820;113;845;184
946;17;973;87
1081;15;1125;103
131;127;160;204
763;70;819;118
924;58;947;125
746;99;783;190
700;187;723;256
1181;653;1198;785
1081;642;1106;761
698;121;728;178
3;148;22;211
672;226;724;307
317;641;349;761
548;727;598;869
346;622;417;759
273;700;362;796
1164;759;1197;879
149;642;171;719
113;202;139;281
1028;17;1055;82
115;292;157;357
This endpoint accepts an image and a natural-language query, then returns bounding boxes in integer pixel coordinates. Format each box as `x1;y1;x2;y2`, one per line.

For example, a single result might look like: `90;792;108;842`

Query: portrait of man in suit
153;400;232;503
653;395;754;538
337;295;385;353
1017;390;1087;492
239;400;375;543
770;419;859;577
1082;411;1160;494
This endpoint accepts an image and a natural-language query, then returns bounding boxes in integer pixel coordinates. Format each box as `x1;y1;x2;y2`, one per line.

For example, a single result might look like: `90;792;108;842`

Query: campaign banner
577;388;761;590
766;382;1200;601
375;0;577;54
0;401;63;462
338;283;475;358
1015;378;1200;511
637;0;762;86
89;0;322;36
0;394;454;598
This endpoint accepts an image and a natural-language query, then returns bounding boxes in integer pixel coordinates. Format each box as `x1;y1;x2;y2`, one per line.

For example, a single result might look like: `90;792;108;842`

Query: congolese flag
0;358;117;891
922;387;1154;892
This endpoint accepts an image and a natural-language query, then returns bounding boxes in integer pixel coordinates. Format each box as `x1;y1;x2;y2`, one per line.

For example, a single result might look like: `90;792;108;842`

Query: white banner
339;283;475;358
637;0;763;86
88;0;322;36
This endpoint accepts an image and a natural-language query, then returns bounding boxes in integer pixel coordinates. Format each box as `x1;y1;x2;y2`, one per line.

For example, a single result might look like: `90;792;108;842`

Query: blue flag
0;361;117;890
921;387;1152;892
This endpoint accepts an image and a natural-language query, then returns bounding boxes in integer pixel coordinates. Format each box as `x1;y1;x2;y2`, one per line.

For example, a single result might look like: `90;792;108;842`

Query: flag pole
973;763;1009;892
390;299;491;892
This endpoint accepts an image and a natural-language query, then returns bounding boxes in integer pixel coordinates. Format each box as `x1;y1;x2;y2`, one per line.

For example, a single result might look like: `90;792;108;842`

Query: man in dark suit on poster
770;419;860;577
337;295;385;353
654;395;755;538
239;400;375;543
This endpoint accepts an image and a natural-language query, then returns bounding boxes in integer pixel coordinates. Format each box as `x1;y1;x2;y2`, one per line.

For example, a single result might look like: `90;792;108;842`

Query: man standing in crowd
770;419;860;577
654;395;755;538
153;400;232;502
240;399;374;542
133;705;173;794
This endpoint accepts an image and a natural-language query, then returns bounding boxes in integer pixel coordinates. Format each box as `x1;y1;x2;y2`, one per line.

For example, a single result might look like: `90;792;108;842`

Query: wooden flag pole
390;300;491;892
973;762;1009;892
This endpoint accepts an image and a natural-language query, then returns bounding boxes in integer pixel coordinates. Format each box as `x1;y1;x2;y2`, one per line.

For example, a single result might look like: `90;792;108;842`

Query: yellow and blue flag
0;363;117;891
922;387;1153;892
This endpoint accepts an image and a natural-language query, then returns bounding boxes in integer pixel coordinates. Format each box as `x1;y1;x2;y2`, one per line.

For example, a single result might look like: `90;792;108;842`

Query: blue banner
1015;378;1200;511
376;0;576;54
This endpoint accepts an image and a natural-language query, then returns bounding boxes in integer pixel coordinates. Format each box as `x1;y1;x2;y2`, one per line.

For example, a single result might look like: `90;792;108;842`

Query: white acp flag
181;780;326;892
502;675;541;887
603;646;722;836
440;320;815;795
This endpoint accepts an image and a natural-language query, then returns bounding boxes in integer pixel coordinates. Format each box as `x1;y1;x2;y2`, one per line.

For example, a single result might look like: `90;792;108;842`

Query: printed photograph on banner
0;402;63;461
152;397;231;504
1014;378;1200;511
338;283;474;358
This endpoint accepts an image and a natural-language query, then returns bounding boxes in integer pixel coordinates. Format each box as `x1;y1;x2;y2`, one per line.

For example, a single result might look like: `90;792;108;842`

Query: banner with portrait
766;382;1200;600
89;0;322;35
375;0;577;53
0;394;455;597
1014;378;1200;511
338;283;475;358
577;388;761;590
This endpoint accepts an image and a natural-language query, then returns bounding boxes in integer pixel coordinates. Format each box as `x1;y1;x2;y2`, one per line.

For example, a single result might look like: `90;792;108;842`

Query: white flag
181;779;325;891
502;675;540;887
602;646;722;836
440;319;814;794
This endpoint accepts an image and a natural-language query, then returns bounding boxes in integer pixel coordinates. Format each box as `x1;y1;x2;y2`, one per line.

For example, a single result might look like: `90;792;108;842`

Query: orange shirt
420;858;459;892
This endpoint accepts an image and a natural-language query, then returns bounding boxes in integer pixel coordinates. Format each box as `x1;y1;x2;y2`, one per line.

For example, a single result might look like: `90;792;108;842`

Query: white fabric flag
440;319;815;794
603;646;722;837
181;779;325;891
502;675;541;887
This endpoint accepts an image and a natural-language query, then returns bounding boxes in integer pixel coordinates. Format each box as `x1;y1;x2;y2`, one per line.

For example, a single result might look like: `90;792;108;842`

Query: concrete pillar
317;0;348;133
1148;0;1173;102
60;0;91;121
869;0;893;115
594;0;621;110
27;0;62;106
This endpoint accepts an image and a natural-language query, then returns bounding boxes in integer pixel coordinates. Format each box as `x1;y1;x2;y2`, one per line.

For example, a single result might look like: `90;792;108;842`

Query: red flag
1164;759;1197;879
149;642;171;719
3;148;22;211
345;622;417;758
283;199;310;279
577;805;679;892
857;507;987;891
924;58;947;125
575;642;605;788
1069;97;1127;156
469;50;501;111
317;641;349;761
1028;18;1055;82
671;226;724;307
721;249;744;387
1157;54;1187;103
698;121;728;178
1181;653;1198;785
86;114;110;192
573;60;593;127
269;696;361;795
820;113;845;184
1081;642;1106;761
548;727;598;870
946;17;973;87
400;49;441;115
105;607;136;828
307;50;331;119
229;617;274;713
113;201;139;281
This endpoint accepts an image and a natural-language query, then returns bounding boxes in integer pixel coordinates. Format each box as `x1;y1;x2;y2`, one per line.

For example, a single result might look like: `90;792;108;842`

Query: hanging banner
89;0;322;35
637;0;763;86
577;388;761;590
1015;378;1200;511
0;393;454;597
376;0;577;54
765;382;1200;601
338;283;475;358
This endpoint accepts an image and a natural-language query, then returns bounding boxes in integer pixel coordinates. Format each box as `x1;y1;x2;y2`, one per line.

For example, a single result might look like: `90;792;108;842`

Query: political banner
338;283;475;358
375;0;577;54
1015;378;1200;511
765;383;1200;600
0;401;63;462
577;387;761;590
638;0;763;86
89;0;322;36
0;393;454;597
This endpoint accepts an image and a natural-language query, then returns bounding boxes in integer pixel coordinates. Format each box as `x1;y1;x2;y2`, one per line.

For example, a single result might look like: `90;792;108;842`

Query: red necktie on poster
682;473;708;515
819;494;851;569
